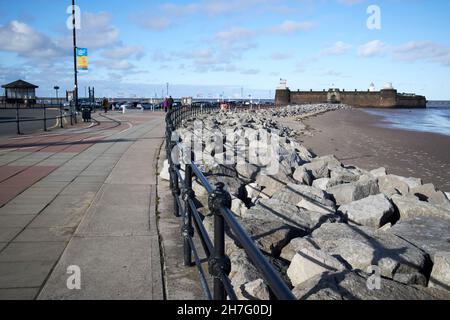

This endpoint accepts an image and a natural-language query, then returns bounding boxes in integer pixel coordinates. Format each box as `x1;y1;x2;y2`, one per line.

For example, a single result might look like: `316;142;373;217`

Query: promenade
0;111;167;299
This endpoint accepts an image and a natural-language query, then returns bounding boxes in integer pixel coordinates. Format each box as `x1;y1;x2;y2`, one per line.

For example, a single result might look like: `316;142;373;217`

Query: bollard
208;182;232;300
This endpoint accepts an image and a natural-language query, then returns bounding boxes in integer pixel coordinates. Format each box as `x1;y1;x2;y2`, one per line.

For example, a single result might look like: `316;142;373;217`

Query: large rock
229;249;262;296
271;183;335;211
292;270;450;300
338;194;395;228
390;217;450;261
327;175;379;205
255;171;295;198
410;184;450;206
312;178;331;191
429;252;450;293
378;175;421;197
330;167;362;184
240;218;304;257
293;166;313;186
231;198;248;217
287;248;347;286
236;163;260;180
303;223;432;282
160;160;170;181
391;194;450;220
247;198;339;237
370;167;387;178
241;279;270;300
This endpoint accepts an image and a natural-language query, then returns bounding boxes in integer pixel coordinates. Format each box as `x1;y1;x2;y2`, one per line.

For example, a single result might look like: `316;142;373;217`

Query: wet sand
280;109;450;192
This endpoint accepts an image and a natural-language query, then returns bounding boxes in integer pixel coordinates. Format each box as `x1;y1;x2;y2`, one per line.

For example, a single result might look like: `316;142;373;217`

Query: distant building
2;80;39;104
275;80;426;108
369;83;376;92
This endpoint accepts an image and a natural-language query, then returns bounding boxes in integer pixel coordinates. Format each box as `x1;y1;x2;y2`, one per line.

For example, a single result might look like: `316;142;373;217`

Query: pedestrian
102;98;109;113
163;97;169;113
168;96;174;111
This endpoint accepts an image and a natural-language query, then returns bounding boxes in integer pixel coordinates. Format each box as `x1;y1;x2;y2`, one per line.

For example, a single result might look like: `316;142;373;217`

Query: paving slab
0;288;40;300
0;214;35;228
38;235;162;300
0;228;22;242
0;261;55;288
0;242;66;262
14;227;74;243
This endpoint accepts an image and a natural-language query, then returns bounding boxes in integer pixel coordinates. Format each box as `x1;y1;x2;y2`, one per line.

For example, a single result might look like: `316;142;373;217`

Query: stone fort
275;80;427;108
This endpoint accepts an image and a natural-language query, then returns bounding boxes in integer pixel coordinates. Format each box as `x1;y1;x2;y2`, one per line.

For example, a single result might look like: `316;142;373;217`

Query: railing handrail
165;105;296;301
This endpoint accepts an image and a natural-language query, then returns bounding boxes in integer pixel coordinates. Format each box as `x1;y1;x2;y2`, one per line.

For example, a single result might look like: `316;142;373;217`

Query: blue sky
0;0;449;99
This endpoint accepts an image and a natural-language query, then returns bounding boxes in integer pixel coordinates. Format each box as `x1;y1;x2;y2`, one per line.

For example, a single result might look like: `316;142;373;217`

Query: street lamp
54;86;60;105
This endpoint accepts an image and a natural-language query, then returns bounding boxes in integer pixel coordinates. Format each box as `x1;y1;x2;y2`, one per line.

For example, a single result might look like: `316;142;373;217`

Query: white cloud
358;40;387;57
135;17;172;31
393;41;450;66
270;52;293;60
269;20;316;34
102;45;145;60
0;20;66;59
321;41;352;56
214;27;256;46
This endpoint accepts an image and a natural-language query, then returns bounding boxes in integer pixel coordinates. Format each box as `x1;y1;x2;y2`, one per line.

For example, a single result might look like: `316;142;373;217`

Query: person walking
163;97;169;113
168;96;174;111
102;98;109;114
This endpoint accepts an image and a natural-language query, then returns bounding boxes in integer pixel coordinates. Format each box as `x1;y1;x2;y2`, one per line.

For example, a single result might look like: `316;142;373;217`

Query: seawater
362;101;450;137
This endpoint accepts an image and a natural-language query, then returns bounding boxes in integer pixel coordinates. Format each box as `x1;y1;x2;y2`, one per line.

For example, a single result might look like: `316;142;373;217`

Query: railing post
208;182;232;300
60;105;64;128
43;107;47;131
182;160;195;266
16;100;20;135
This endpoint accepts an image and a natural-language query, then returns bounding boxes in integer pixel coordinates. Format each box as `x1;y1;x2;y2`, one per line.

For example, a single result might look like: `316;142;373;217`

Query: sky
0;0;449;99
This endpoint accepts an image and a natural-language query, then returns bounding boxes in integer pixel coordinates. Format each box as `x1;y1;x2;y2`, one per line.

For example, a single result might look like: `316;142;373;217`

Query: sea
362;101;450;137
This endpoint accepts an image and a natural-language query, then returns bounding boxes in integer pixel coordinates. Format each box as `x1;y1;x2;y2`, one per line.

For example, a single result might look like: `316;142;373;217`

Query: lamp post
72;0;78;123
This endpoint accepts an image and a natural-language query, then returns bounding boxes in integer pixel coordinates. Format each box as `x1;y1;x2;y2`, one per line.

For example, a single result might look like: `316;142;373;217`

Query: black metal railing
0;103;81;135
165;105;295;301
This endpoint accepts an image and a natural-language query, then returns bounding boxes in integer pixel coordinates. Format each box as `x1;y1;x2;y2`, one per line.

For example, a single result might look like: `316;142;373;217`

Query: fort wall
275;88;426;108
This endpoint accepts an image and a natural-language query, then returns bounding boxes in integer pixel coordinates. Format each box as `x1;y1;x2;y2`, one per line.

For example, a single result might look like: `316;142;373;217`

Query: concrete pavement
0;111;168;299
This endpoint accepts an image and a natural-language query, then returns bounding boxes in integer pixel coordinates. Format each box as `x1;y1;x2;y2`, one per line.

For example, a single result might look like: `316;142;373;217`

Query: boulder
241;279;271;300
312;178;331;191
160;160;170;181
370;167;387;178
305;223;432;282
272;183;335;211
240;218;304;257
293;166;313;186
297;198;335;215
303;161;330;179
391;194;450;220
236;163;260;180
229;249;261;294
390;217;450;261
378;175;421;197
231;198;248;217
327;175;379;206
243;199;329;235
338;194;395;228
292;270;450;300
429;252;450;293
410;184;450;206
330;167;361;184
281;237;319;262
255;171;294;198
287;248;348;286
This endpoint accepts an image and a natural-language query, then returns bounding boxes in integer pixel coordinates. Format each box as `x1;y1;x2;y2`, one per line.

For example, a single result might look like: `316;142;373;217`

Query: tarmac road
0;108;70;136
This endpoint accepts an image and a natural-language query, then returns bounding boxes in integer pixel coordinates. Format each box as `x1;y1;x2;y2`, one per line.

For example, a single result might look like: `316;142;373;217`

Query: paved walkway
0;111;166;299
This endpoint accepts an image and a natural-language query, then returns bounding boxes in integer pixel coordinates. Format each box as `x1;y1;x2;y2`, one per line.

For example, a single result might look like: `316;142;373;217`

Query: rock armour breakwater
162;104;450;300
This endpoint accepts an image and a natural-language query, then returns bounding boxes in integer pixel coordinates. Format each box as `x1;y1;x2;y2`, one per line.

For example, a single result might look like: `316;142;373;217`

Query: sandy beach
280;109;450;192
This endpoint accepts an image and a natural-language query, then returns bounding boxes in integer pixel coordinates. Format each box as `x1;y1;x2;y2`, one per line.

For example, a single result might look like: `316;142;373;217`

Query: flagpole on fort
72;0;79;123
